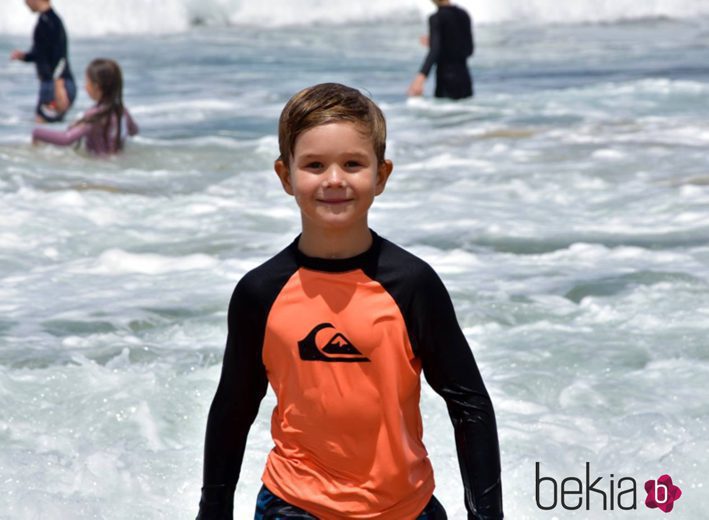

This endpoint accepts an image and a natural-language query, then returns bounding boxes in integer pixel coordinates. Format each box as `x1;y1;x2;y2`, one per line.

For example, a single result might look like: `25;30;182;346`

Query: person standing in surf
196;83;503;519
32;59;138;155
9;0;76;123
408;0;475;100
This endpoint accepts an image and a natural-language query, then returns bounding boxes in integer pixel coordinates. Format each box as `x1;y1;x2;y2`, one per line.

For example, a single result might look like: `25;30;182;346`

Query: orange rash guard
198;232;503;519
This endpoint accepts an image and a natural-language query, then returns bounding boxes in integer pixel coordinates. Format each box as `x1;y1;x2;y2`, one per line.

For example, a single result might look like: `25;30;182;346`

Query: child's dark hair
72;58;125;151
278;83;387;168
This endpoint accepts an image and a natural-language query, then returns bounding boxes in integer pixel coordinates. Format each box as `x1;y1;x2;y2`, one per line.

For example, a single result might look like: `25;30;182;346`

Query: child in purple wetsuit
33;58;138;155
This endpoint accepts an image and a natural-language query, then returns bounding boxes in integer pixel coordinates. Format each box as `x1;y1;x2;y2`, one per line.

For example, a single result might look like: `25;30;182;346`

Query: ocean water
1;2;709;519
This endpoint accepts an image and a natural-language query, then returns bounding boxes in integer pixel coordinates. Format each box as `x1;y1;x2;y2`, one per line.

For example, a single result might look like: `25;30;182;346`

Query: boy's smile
275;121;392;252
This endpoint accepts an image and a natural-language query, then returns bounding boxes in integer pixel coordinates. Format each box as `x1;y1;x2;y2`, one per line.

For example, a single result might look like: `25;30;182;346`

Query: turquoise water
1;13;709;519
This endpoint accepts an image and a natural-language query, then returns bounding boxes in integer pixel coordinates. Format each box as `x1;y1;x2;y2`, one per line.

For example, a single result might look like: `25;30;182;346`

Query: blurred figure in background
408;0;475;100
32;59;139;155
10;0;76;123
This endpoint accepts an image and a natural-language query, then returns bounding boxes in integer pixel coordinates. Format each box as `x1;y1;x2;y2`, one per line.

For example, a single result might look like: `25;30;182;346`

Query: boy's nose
323;165;346;188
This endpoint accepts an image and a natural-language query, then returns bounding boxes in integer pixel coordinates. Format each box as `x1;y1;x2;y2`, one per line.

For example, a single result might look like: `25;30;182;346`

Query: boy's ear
375;160;393;196
274;159;294;195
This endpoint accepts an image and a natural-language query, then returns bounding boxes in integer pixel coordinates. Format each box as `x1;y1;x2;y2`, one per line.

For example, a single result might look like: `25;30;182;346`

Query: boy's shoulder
375;234;442;286
374;235;453;319
237;241;298;294
379;234;432;266
226;242;298;319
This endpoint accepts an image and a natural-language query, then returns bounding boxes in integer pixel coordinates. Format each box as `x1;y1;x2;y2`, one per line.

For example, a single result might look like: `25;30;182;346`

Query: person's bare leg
53;78;69;113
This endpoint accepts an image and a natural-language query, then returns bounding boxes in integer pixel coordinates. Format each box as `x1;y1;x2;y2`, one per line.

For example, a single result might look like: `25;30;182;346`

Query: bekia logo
645;475;682;513
536;462;683;513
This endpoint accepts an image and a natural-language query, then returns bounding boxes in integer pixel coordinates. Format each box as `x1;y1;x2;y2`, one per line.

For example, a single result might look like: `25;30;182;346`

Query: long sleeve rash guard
198;232;503;520
419;5;474;77
32;106;139;155
419;5;475;99
22;8;73;82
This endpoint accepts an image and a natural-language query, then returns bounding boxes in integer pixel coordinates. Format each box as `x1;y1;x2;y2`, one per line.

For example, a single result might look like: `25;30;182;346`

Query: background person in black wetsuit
10;0;76;123
408;0;474;100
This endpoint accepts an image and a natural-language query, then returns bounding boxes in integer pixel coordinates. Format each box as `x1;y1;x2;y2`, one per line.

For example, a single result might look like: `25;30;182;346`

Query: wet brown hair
277;83;387;168
72;58;125;151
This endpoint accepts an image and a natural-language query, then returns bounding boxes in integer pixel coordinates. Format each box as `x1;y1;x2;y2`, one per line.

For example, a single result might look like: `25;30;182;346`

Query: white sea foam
131;99;240;115
2;0;709;35
2;16;708;520
87;249;218;275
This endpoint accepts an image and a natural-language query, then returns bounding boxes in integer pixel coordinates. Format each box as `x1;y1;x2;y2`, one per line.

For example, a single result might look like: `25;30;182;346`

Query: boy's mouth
318;198;352;204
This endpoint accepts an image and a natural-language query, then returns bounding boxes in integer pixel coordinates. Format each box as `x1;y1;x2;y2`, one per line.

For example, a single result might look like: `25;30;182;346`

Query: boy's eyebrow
297;150;372;160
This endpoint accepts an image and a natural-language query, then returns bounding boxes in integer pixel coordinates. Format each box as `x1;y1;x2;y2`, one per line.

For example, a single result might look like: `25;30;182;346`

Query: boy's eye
306;162;324;169
344;160;362;168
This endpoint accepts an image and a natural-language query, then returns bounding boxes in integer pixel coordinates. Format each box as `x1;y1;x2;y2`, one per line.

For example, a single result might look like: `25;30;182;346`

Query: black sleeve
414;266;503;520
23;44;38;62
419;13;442;77
23;20;53;80
197;277;269;520
22;23;40;62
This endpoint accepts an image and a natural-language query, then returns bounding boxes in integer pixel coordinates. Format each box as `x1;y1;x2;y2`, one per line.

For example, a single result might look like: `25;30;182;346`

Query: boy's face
275;121;392;234
25;0;46;12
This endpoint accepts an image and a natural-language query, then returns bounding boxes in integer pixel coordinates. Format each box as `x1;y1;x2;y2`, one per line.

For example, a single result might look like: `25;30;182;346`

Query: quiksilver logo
298;323;370;363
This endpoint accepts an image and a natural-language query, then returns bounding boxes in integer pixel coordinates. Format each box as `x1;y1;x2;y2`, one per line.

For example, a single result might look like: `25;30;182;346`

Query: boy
197;83;503;519
10;0;76;122
408;0;475;100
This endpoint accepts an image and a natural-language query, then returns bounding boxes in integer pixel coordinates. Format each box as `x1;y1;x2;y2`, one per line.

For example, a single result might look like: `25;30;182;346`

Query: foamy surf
1;12;709;520
3;0;709;34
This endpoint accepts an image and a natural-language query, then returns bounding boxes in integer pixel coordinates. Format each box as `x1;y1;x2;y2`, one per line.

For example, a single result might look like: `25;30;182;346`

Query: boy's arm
24;22;55;81
414;266;503;520
419;13;442;77
197;279;269;520
19;42;41;65
408;14;442;96
16;36;38;62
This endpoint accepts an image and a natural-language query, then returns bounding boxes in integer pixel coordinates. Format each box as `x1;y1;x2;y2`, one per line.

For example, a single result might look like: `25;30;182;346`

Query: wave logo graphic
298;323;370;363
644;475;682;513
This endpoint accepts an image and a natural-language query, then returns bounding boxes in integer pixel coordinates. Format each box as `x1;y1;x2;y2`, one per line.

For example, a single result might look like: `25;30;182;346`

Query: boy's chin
312;204;357;219
307;214;366;230
317;218;359;229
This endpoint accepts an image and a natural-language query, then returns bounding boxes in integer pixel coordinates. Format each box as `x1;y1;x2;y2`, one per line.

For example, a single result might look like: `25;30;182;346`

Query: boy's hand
10;50;26;61
407;73;426;97
419;35;430;47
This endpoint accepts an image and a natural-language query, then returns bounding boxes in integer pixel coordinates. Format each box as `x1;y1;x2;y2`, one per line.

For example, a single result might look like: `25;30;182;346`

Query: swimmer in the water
10;0;76;123
32;59;139;155
408;0;475;100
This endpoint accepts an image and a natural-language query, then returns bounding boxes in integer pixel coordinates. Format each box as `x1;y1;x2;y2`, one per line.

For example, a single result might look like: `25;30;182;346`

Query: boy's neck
298;224;373;259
